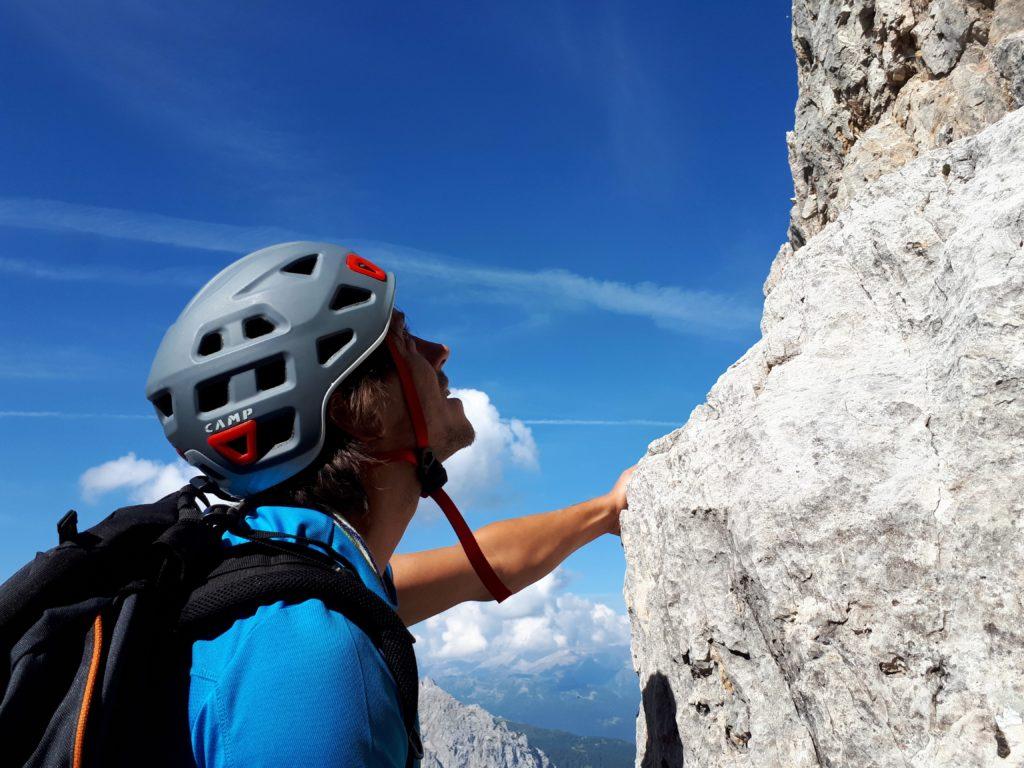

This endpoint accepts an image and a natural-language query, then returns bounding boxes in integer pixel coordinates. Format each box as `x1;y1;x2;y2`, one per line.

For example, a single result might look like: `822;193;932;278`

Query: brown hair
247;335;397;520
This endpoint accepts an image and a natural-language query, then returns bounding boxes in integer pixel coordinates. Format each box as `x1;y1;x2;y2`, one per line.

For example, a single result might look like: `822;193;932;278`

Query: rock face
787;0;1024;249
623;38;1024;768
418;678;553;768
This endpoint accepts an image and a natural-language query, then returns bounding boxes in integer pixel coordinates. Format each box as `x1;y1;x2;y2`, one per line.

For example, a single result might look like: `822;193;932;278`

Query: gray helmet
145;241;396;498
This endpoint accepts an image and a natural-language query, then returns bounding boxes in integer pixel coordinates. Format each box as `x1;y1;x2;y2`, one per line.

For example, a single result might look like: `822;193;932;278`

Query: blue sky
0;0;796;737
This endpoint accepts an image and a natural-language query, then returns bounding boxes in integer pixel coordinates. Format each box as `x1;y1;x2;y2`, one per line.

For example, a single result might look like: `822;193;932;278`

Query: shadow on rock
641;671;684;768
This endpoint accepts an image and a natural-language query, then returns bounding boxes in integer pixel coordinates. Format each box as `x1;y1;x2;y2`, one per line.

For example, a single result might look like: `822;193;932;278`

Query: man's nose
415;337;450;370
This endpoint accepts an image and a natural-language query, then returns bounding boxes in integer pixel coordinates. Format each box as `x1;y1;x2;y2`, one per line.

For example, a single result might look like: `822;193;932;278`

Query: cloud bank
412;568;631;662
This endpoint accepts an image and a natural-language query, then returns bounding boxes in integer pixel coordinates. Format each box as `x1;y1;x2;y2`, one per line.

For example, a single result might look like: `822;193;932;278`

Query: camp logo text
204;408;254;433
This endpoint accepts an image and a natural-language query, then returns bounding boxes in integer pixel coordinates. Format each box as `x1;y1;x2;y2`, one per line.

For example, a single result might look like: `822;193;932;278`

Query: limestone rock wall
787;0;1024;249
624;100;1024;768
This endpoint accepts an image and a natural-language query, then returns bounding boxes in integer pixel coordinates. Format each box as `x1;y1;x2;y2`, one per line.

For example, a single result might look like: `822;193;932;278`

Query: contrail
520;418;678;427
0;411;151;419
0;197;761;336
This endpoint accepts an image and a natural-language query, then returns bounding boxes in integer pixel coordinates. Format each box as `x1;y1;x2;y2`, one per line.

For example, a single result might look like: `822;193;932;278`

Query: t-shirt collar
224;504;397;608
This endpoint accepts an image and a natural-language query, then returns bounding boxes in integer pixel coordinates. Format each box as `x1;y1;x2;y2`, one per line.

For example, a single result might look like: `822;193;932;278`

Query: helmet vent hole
254;355;287;392
281;254;319;276
317;329;355;365
243;316;275;339
196;378;229;413
151;391;173;418
198;332;223;357
258;408;296;458
330;285;373;311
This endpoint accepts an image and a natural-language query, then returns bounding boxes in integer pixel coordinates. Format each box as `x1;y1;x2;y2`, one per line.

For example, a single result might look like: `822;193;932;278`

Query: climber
145;242;634;767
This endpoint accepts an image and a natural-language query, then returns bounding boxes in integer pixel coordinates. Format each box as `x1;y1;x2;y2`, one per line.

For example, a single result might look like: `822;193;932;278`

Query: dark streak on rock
995;720;1011;758
732;564;827;767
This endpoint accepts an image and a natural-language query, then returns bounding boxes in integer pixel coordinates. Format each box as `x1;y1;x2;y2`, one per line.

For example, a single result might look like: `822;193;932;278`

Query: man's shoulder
191;596;381;686
189;598;403;767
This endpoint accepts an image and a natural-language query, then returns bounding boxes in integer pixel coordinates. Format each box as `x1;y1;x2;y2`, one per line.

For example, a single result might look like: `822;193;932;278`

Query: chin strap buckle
416;447;448;497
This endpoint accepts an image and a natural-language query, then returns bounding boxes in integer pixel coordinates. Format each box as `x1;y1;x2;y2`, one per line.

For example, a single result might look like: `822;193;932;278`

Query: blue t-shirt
188;505;417;767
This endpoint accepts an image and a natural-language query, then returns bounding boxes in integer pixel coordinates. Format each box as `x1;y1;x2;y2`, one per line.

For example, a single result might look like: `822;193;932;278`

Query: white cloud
435;612;490;658
79;452;197;504
442;388;539;506
412;568;631;663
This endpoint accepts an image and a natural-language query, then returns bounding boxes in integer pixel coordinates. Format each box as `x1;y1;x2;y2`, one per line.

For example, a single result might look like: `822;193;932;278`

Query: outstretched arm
392;466;634;627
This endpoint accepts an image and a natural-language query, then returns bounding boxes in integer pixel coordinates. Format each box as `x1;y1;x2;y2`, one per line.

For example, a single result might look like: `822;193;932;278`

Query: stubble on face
434;370;476;460
393;310;476;460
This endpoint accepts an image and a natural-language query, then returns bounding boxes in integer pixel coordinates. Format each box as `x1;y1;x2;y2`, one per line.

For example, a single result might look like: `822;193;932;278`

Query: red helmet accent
207;419;258;465
346;252;387;282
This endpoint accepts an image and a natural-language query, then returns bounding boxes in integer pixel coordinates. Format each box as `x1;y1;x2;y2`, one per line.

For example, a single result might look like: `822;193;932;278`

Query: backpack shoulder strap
178;543;423;764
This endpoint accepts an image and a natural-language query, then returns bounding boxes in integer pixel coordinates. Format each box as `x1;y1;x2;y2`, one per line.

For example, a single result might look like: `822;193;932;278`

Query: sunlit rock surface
787;0;1024;249
623;94;1024;768
419;678;552;768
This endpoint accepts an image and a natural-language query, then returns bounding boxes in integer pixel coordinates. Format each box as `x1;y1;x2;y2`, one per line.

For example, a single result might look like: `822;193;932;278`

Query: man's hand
601;464;635;537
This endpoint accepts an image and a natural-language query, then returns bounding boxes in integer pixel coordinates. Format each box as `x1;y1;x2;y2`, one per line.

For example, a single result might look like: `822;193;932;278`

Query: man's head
355;309;474;462
281;307;475;515
145;242;472;512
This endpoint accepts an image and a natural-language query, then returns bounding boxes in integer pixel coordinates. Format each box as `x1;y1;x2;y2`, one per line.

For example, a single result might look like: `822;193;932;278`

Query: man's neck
346;461;422;575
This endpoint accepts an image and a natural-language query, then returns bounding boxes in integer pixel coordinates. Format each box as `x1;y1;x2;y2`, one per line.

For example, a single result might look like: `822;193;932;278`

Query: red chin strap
375;334;512;603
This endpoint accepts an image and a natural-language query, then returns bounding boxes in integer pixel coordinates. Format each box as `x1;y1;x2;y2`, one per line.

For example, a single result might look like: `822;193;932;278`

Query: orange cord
73;613;104;768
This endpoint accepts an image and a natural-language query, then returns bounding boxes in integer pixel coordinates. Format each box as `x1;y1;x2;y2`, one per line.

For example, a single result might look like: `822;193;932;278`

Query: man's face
383;309;475;461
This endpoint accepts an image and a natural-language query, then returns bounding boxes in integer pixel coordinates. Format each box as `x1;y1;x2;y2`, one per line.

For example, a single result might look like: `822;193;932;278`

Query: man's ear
325;388;386;444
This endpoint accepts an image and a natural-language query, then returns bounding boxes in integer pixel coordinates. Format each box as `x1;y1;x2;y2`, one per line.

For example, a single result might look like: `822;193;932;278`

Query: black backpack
0;481;423;767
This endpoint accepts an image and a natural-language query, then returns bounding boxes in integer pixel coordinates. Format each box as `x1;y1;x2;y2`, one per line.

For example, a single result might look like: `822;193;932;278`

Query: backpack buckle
201;504;242;533
56;509;79;544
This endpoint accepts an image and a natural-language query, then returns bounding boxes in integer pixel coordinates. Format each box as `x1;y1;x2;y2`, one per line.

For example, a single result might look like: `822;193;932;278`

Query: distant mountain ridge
419;678;552;768
420;678;636;768
421;646;637;741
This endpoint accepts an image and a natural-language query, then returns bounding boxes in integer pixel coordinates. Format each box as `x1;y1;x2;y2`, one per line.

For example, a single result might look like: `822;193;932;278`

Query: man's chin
437;419;475;462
